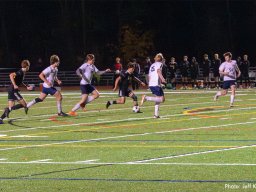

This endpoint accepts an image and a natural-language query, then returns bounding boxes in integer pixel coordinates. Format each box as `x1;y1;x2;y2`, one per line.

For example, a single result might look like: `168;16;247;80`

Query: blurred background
0;0;255;70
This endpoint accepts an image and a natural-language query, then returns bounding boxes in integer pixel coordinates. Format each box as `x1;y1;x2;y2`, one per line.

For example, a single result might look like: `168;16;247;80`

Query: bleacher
0;67;256;88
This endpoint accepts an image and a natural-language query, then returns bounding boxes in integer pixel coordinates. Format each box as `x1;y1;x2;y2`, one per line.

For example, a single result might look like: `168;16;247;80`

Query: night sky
0;0;255;70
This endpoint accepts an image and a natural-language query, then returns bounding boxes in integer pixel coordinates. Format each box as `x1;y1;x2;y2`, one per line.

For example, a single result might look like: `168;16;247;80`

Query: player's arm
39;71;52;87
9;72;18;89
157;69;166;84
133;76;146;87
113;76;121;91
76;68;90;83
54;76;62;86
96;68;111;76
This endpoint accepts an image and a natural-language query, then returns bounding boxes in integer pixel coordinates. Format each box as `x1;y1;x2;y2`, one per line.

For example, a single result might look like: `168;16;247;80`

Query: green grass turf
0;89;256;192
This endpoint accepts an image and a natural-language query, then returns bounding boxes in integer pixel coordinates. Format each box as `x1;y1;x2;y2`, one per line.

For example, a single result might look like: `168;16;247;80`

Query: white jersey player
141;53;166;118
27;55;68;116
214;52;241;107
69;54;110;116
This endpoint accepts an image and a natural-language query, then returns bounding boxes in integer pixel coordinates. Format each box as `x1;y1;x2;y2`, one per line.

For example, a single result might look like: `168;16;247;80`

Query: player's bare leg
54;91;67;116
214;89;227;101
230;85;236;107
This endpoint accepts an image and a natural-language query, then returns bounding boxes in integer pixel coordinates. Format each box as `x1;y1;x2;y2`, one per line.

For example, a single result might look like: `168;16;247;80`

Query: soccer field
0;89;256;192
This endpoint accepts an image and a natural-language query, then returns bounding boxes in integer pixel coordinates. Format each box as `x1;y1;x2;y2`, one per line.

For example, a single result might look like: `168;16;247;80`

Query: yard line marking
0;134;7;137
28;159;52;163
0;161;256;166
0;158;7;161
75;159;99;163
127;144;256;164
10;135;48;138
0;121;255;151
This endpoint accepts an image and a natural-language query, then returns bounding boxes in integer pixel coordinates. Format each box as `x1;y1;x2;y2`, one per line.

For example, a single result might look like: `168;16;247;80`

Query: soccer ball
132;106;140;113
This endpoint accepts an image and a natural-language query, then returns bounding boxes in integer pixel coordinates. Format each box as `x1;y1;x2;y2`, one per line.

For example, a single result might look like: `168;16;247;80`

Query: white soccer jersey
219;60;239;81
79;63;99;85
149;62;162;87
42;66;58;88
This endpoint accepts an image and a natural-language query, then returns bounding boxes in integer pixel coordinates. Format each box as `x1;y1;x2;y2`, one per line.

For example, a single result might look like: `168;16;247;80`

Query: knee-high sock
145;96;163;103
57;100;62;113
230;94;235;104
11;104;24;111
72;103;81;112
85;96;95;104
155;102;160;116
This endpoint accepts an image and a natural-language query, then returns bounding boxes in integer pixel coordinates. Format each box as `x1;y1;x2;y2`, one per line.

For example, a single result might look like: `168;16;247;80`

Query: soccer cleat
68;111;77;116
58;111;69;117
229;104;234;108
4;108;10;118
154;115;160;119
213;94;219;101
0;119;3;124
140;95;146;106
106;101;111;109
24;107;28;115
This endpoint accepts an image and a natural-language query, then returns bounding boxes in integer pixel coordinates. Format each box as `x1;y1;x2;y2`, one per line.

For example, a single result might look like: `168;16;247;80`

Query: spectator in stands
144;57;151;85
180;55;190;89
190;57;199;89
131;58;141;90
236;56;243;88
201;54;211;88
241;54;251;88
112;57;123;88
161;58;168;82
212;53;222;88
168;57;177;89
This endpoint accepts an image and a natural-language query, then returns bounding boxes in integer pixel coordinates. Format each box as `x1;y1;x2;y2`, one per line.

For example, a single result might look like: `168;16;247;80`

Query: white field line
10;135;48;138
0;134;7;137
1;105;256;134
127;144;256;164
28;159;52;163
0;158;7;161
0;121;255;152
0;161;256;166
75;159;99;163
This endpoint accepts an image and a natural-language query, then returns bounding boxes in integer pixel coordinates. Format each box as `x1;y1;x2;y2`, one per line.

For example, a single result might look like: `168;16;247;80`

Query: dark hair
223;52;232;58
50;55;60;64
127;62;135;69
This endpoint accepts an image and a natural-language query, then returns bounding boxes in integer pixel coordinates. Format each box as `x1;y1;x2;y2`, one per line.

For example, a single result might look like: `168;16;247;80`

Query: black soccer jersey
119;71;134;90
9;69;25;89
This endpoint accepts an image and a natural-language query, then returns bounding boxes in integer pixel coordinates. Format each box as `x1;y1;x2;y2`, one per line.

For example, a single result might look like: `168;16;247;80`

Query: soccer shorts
149;86;164;96
42;86;58;95
223;80;236;89
80;84;96;95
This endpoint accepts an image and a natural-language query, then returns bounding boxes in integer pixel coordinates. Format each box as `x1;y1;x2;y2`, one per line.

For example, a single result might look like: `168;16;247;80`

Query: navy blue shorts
42;86;57;96
80;84;95;95
149;86;164;96
223;80;236;89
119;88;132;97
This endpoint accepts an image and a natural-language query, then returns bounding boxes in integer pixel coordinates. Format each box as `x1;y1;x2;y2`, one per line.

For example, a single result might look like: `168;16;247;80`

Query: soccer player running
106;63;146;109
69;54;110;116
0;60;31;124
26;55;68;116
214;52;241;107
141;53;166;118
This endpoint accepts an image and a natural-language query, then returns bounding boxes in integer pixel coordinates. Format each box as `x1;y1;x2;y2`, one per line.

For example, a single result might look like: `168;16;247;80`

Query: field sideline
0;89;256;192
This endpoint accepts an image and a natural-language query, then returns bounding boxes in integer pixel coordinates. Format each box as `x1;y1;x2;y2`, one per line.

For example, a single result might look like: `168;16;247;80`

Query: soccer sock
154;102;160;116
85;96;95;104
57;101;62;113
145;96;163;103
0;113;6;120
11;104;24;111
230;94;235;104
27;98;42;108
216;91;222;97
72;103;81;112
110;101;117;105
